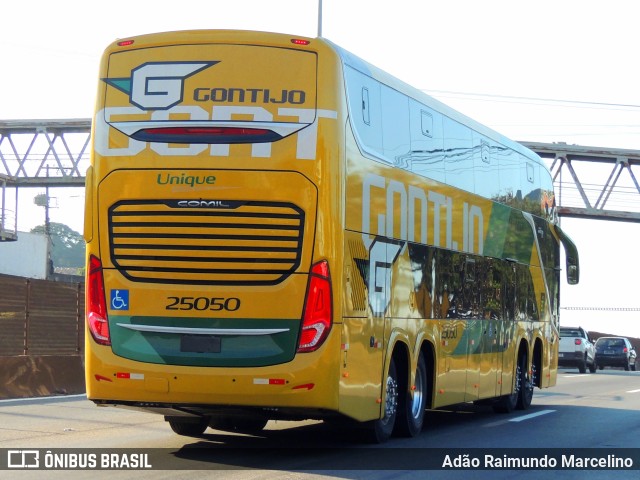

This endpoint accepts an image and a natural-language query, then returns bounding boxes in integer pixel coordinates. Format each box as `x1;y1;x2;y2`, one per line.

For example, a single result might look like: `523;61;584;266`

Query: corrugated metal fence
0;273;84;356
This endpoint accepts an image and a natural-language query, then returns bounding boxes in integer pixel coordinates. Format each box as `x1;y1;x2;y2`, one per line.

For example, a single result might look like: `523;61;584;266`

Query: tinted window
443;117;474;192
410;101;445;182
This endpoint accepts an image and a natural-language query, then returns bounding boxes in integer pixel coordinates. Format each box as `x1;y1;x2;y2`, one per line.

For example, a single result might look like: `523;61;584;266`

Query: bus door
498;261;518;396
462;258;481;401
434;251;468;406
478;261;502;399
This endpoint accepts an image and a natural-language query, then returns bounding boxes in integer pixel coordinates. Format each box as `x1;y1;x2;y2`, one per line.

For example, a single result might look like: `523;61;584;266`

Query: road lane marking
627;388;640;393
509;409;556;422
0;394;86;404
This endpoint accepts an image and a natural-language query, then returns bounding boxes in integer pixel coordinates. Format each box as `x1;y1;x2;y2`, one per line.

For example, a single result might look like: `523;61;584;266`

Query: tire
395;353;427;437
588;360;597;373
167;416;209;436
209;415;269;433
598;364;604;370
631;364;636;372
517;355;534;410
578;356;587;374
493;358;520;414
362;358;399;443
624;363;630;371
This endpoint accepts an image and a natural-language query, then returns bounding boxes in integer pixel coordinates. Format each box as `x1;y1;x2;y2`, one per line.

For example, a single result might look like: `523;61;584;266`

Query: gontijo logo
97;61;338;159
103;62;218;110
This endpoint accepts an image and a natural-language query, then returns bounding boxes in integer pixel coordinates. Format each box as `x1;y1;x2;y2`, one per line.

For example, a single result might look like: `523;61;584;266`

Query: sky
2;0;640;338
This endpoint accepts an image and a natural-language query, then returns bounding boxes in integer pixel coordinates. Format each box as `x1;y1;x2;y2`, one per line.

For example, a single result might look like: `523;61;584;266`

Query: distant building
0;231;49;279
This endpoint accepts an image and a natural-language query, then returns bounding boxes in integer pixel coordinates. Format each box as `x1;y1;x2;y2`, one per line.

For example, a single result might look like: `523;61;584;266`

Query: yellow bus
84;30;579;442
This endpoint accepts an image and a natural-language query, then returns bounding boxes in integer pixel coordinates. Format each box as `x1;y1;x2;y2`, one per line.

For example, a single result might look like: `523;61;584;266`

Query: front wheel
395;353;427;437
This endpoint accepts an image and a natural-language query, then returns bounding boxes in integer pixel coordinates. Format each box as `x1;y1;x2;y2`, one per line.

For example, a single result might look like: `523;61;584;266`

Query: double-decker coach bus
84;30;579;442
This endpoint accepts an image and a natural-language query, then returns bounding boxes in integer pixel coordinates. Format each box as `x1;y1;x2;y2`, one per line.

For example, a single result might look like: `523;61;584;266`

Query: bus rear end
84;31;342;430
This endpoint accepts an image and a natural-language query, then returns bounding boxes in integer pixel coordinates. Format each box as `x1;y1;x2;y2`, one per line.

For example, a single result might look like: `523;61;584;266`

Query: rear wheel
395;353;427;437
578;356;587;374
517;357;534;410
494;351;529;413
209;415;269;433
362;358;399;443
167;416;209;436
493;361;520;414
588;360;597;373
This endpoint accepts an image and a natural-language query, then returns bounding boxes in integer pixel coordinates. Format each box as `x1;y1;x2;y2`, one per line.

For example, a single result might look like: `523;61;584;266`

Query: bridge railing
2;120;640;222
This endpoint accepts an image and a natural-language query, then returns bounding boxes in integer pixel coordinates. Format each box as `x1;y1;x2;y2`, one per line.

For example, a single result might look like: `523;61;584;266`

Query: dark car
594;337;637;371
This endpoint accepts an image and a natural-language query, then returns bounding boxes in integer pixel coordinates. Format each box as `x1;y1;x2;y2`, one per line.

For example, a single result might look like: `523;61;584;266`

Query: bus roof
324;38;544;167
103;29;544;168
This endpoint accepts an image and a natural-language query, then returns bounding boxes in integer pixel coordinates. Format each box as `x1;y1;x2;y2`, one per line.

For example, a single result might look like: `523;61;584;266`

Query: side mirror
567;263;579;285
554;224;580;285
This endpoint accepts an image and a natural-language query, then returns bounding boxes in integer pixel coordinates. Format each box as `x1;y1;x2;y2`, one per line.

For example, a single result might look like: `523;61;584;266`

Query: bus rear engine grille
107;200;305;285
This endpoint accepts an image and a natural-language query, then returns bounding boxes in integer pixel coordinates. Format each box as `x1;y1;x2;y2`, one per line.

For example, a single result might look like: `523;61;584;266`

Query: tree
31;222;85;269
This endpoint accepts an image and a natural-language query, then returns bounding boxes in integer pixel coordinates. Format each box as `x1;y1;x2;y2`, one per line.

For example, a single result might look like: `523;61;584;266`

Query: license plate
558;353;564;358
604;350;614;354
180;335;221;353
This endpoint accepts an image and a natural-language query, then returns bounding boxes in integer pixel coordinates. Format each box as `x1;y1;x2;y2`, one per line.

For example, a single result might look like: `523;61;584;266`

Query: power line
423;89;640;111
561;307;640;312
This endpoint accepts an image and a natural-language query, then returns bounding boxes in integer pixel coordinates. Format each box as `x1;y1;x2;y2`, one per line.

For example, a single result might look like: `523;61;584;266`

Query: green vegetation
31;222;85;272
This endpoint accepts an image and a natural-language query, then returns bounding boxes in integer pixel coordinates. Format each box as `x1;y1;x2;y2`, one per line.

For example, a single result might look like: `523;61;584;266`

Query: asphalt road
0;368;638;479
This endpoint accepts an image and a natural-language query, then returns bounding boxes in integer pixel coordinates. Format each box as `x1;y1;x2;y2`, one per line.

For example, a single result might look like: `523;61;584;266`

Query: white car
559;326;596;373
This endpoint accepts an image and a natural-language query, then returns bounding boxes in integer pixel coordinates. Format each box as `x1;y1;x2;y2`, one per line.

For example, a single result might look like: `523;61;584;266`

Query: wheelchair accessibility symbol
110;289;129;310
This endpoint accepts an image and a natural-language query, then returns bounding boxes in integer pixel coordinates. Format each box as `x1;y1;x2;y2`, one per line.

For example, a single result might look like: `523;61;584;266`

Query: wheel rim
411;368;424;419
514;363;522;395
524;362;535;399
383;374;398;423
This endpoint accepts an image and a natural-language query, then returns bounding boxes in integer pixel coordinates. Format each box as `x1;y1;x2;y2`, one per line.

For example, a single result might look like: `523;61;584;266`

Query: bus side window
344;66;383;160
410;101;445;183
473;134;500;200
421;110;433;137
381;85;410;169
362;87;370;125
443;116;474;193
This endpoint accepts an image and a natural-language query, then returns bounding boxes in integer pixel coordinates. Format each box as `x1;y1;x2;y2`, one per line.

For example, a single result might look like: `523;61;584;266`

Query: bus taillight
87;255;111;345
130;126;282;144
298;260;332;353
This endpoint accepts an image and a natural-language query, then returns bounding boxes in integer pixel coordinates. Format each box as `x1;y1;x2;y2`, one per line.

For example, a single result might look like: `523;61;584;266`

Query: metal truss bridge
1;119;640;240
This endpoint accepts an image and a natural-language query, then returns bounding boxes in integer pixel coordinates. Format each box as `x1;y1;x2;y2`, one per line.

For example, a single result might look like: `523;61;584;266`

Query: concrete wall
0;231;49;279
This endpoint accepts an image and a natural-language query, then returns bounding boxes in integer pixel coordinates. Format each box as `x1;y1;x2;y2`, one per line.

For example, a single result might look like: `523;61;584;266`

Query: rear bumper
595;354;629;367
86;328;342;412
558;351;586;367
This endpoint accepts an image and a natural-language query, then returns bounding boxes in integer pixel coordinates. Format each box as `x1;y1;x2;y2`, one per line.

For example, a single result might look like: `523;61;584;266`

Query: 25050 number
166;296;241;311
